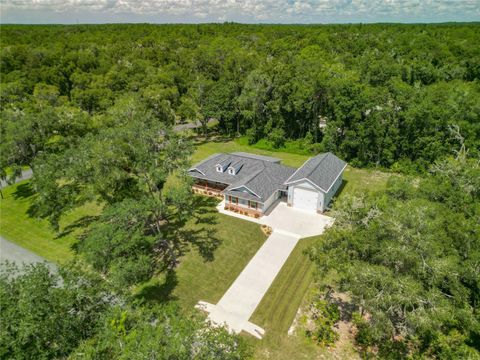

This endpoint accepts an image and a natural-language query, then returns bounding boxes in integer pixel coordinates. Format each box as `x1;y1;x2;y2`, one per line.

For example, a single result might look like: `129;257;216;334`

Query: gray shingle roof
231;152;281;163
284;152;347;192
189;153;294;202
189;151;346;202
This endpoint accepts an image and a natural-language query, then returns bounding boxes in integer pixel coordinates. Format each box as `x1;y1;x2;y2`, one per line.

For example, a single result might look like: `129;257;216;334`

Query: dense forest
309;153;480;358
0;24;479;359
1;23;479;174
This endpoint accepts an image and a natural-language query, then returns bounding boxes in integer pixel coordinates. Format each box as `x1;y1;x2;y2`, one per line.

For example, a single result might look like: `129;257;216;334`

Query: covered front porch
223;194;262;218
192;179;227;199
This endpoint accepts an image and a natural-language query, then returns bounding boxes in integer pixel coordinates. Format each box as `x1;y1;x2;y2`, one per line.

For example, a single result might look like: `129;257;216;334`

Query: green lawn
136;196;267;309
0;139;392;359
247;236;324;359
192;138;392;358
0;181;101;263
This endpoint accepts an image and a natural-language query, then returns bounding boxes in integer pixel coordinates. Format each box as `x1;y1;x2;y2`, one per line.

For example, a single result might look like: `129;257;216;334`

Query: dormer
227;161;243;175
216;159;231;173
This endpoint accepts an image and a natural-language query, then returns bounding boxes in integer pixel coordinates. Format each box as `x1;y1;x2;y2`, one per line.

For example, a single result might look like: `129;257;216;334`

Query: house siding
225;195;262;211
321;173;343;211
262;190;279;213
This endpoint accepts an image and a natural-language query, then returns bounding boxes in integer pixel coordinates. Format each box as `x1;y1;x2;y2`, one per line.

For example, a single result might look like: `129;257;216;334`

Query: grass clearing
192;137;308;168
0;180;101;263
136;196;267;309
193;138;392;358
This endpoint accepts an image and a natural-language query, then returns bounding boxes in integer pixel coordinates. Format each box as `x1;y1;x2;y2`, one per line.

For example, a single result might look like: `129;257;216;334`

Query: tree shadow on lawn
56;214;100;239
12;182;35;200
136;197;222;304
163;195;222;263
134;270;179;304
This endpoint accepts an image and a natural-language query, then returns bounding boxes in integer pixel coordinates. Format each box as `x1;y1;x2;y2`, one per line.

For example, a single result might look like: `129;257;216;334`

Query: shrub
267;127;286;148
351;312;377;348
305;298;340;347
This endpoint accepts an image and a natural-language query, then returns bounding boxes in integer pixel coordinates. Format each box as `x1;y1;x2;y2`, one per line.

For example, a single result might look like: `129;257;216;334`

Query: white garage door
293;187;319;213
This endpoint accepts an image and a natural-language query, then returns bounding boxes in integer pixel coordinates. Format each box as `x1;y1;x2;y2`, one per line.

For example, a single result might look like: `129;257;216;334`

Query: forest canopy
1;23;479;173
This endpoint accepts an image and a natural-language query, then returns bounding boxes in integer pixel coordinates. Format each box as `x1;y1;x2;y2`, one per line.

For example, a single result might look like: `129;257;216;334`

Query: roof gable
284;152;347;192
189;152;295;201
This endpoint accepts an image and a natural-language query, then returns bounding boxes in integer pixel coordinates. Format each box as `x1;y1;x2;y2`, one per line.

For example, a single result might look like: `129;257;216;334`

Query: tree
0;262;112;360
0;262;252;360
32;100;196;286
308;156;480;357
72;304;251;359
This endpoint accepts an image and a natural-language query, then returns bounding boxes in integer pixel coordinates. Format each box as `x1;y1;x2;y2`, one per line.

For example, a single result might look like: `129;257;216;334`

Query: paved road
0;169;33;189
0;236;56;271
0;169;56;272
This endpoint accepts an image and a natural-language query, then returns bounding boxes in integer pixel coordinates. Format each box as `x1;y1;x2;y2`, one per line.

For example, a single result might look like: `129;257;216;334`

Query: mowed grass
193;138;392;359
248;236;324;360
1;139;392;359
0;181;101;263
136;196;267;309
192;138;308;168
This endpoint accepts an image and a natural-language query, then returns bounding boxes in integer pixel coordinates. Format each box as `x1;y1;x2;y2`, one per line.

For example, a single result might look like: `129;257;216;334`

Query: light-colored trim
285;160;347;194
324;164;347;193
188;167;205;176
283;158;311;185
288;178;327;193
228;185;262;199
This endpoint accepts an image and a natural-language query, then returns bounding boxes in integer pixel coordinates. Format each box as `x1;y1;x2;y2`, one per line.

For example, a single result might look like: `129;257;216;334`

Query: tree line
1;23;479;173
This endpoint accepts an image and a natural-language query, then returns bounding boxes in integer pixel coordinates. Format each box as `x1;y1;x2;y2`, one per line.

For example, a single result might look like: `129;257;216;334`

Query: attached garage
284;152;347;213
292;186;319;213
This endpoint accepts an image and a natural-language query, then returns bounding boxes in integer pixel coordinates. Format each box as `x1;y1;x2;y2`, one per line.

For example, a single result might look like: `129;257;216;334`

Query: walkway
198;200;333;338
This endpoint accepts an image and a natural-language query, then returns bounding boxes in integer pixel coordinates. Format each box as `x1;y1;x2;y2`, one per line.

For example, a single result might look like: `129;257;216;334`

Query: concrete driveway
197;231;299;338
198;200;333;338
261;201;334;238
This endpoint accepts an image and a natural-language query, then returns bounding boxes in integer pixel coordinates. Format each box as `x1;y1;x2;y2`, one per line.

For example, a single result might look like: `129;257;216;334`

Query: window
228;196;238;204
248;201;257;210
228;168;235;175
216;165;222;172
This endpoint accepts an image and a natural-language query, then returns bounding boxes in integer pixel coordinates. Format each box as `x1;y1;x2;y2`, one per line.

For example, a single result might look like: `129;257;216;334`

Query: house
188;151;346;217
